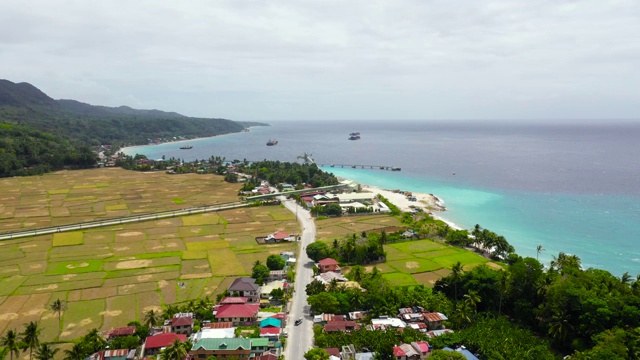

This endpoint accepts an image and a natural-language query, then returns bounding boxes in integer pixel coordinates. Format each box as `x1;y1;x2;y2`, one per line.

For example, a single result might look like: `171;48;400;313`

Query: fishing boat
266;139;278;146
179;145;193;150
349;132;361;140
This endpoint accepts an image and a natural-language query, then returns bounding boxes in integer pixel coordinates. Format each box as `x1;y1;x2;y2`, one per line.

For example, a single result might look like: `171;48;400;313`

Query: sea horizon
122;120;640;276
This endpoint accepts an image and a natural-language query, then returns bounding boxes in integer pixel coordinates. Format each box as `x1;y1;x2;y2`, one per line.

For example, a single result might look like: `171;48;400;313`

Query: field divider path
0;201;248;241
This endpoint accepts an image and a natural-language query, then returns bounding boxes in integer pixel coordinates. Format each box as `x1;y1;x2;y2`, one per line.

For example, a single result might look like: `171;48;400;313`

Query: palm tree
548;310;573;347
621;272;632;286
50;298;67;333
63;343;87;360
34;344;58;360
536;244;544;261
160;339;188;360
450;261;464;302
21;321;41;360
463;290;481;313
145;309;160;327
0;330;21;360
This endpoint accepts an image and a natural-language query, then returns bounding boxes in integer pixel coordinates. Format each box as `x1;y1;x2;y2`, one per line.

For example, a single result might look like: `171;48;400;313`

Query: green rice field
0;169;297;342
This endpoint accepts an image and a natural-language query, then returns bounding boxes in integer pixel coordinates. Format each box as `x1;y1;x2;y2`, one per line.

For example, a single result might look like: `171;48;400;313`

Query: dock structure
319;164;401;171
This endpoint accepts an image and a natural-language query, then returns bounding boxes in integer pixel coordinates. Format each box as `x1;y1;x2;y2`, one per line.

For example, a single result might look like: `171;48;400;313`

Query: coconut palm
144;309;160;327
450;261;464;302
0;330;21;360
34;344;58;360
463;290;481;313
63;342;87;360
621;272;632;285
548;310;573;347
49;298;67;333
20;321;41;360
536;244;544;261
160;339;188;360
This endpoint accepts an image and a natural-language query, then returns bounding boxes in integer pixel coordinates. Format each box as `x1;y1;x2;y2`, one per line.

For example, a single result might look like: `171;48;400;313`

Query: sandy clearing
116;259;152;269
0;313;18;321
36;284;58;291
406;261;419;269
66;262;89;269
158;280;169;288
100;310;122;317
62;274;77;280
119;232;144;237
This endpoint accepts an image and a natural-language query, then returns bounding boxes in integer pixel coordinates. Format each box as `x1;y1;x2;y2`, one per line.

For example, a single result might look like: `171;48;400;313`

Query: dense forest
0;123;97;176
0;79;264;177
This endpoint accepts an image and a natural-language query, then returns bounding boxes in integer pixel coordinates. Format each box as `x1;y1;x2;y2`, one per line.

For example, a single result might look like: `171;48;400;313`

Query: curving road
281;198;316;360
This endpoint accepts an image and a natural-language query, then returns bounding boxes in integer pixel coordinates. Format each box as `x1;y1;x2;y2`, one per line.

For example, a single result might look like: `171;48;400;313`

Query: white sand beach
359;184;464;231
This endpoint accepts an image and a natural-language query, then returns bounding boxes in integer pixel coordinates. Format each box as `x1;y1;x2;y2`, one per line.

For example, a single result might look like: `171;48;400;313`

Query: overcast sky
1;1;639;121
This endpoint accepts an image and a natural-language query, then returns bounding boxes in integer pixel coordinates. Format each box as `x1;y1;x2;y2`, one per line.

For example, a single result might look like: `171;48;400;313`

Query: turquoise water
123;121;640;276
325;167;640;274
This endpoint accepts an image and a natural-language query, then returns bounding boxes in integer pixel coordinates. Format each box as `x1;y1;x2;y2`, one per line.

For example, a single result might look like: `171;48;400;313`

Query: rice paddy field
0;168;297;342
315;215;502;288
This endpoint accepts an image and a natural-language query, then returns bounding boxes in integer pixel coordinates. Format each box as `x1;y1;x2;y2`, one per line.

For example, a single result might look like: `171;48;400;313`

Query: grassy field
315;215;501;288
0;169;297;342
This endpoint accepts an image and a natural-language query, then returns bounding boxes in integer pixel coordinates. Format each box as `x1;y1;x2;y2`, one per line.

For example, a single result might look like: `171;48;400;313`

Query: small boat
179;145;193;150
349;132;361;140
266;139;278;146
391;167;401;171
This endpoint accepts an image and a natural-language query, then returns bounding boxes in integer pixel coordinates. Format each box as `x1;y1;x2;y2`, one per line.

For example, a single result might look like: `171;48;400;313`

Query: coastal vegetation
0;79;264;177
237;160;339;190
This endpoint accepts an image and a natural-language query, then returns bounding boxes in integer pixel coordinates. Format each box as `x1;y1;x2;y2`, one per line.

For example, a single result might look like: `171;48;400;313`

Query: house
268;270;287;281
143;333;186;356
265;231;293;243
348;311;367;321
341;344;356;360
228;277;261;303
190;338;252;359
250;338;270;356
441;347;479;360
393;341;430;360
423;312;448;330
317;258;340;273
202;322;234;329
324;320;358;333
104;326;137;340
260;280;287;299
219;297;249;305
214;304;260;325
87;349;135;360
426;329;454;338
260;317;282;328
170;314;194;335
325;348;340;358
280;251;295;260
371;317;406;328
315;271;348;284
255;350;280;360
191;327;236;342
259;327;280;338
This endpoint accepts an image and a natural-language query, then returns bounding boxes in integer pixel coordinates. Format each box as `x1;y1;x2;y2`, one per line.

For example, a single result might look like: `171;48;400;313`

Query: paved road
281;198;316;360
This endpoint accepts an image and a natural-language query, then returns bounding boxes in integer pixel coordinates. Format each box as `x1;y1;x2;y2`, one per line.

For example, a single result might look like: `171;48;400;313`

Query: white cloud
1;0;638;120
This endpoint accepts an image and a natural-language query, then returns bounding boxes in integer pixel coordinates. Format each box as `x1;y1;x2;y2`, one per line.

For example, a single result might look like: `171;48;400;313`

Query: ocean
122;120;640;276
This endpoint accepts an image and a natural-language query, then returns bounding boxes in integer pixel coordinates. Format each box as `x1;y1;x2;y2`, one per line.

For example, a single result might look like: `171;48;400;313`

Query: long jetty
318;164;401;171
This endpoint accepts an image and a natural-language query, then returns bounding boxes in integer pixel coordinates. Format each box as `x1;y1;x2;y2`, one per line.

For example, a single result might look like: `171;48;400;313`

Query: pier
318;164;401;171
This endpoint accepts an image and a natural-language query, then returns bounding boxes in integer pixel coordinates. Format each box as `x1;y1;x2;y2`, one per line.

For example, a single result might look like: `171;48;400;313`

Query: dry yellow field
0;168;296;341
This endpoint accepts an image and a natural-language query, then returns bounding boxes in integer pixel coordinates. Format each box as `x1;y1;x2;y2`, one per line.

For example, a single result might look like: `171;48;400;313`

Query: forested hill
0;79;268;146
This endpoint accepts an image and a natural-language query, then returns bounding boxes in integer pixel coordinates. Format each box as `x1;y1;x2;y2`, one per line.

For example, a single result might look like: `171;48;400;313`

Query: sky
1;0;639;121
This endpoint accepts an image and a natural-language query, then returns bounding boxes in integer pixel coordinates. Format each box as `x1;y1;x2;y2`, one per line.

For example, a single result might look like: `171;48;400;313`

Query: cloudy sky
1;1;639;121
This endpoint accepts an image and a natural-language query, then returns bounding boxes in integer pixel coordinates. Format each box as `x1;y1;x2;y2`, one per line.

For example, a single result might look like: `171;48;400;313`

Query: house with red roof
170;315;194;335
143;333;186;356
214;304;260;325
317;258;340;273
219;297;249;305
393;341;430;360
104;326;136;340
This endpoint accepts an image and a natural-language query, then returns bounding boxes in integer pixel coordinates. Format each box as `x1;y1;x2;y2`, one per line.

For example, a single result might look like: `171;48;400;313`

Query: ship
266;139;278;146
349;132;361;140
179;145;193;150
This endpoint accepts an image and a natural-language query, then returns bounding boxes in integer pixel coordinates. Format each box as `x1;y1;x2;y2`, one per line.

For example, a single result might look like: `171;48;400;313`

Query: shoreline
118;126;262;155
344;179;465;231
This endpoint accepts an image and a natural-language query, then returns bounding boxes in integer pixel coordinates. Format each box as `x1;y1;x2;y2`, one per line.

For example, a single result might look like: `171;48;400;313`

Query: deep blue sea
123;120;640;276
